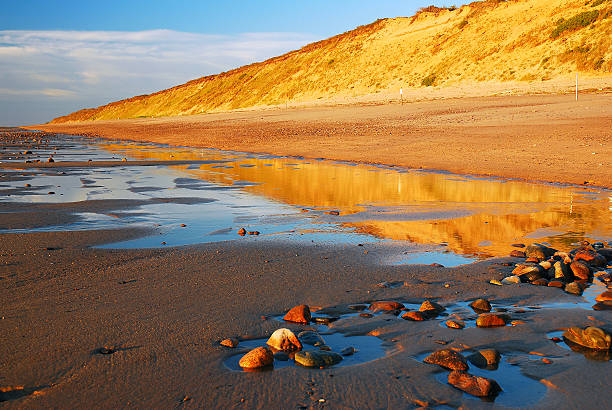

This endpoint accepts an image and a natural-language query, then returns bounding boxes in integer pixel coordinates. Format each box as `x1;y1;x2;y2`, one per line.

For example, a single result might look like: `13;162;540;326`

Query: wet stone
469;298;492;312
237;228;246;236
548;280;565;288
341;346;355;356
446;320;465;329
294;350;343;368
298;330;325;346
595;290;612;302
511;243;526;248
532;278;548;286
510;250;526;258
565;282;584;296
448;371;501;398
424;349;469;371
284;304;311;324
562;327;611;350
467;349;501;369
369;301;404;312
525;243;557;260
402;311;426;321
419;300;444;314
501;275;521;285
554;261;573;282
570;261;591;280
476;313;507;328
220;338;239;348
359;313;373;318
574;247;607;267
239;346;274;369
267;328;302;352
592;301;612;311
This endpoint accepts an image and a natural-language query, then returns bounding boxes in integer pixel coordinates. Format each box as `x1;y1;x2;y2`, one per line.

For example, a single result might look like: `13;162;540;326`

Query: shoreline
29;92;612;189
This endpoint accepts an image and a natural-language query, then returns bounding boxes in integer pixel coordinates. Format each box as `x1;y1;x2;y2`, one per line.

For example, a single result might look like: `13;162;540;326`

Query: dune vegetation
52;0;612;123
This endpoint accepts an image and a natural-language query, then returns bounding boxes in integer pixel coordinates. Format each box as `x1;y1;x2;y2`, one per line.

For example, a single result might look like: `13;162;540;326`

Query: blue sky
0;1;464;125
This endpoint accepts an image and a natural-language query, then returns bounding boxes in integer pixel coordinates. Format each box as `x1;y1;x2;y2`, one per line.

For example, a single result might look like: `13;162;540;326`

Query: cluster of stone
505;242;612;306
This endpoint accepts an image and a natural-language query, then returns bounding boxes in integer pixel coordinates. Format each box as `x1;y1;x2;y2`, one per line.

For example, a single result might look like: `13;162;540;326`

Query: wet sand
32;92;612;189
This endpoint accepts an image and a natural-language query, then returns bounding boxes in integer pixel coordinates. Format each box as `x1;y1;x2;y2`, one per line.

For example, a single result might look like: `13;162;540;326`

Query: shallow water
1;133;611;261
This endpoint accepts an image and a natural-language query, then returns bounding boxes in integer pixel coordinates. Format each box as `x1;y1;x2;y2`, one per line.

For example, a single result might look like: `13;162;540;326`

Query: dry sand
33;92;612;188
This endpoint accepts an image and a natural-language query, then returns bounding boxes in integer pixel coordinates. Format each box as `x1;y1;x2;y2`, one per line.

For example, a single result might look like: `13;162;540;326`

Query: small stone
501;275;521;285
469;299;491;312
47;157;54;163
430;263;444;267
570;261;591;280
476;313;507;327
548;280;564;288
180;224;187;227
239;346;274;369
318;345;331;351
565;282;584;295
328;210;340;216
283;305;311;324
298;331;325;346
267;328;302;352
511;243;526;248
562;327;611;350
446;320;465;329
448;371;501;398
419;300;445;313
359;313;373;318
237;228;246;236
294;350;342;367
423;349;468;370
592;301;612;311
532;278;549;286
525;257;540;263
220;338;239;348
341;346;355;356
510;250;526;258
595;290;612;302
247;231;260;235
468;349;501;369
369;301;404;312
489;279;503;286
402;311;426;321
525;243;557;260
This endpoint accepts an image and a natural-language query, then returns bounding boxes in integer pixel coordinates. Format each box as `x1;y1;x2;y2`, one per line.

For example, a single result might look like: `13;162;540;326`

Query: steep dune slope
52;0;612;123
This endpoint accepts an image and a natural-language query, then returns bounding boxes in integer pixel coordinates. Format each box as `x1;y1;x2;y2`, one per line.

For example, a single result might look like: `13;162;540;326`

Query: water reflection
100;141;612;257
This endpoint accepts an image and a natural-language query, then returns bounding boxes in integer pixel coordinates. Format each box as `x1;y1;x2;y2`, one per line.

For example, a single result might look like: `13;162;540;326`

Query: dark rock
562;327;611;350
592;301;612;311
348;304;368;311
595;290;612;302
565;282;584;295
283;305;311;324
554;261;573;282
597;248;612;262
237;228;246;236
328;210;340;216
469;298;492;312
510;250;526;258
467;349;500;369
298;330;325;346
511;243;526;248
340;346;355;356
239;346;274;368
525;243;557;260
446;320;465;329
476;313;507;327
574;247;607;267
532;278;549;286
273;351;289;361
448;371;501;398
312;316;338;325
369;301;404;312
294;350;342;367
47;157;54;163
402;311;426;321
570;261;591;280
423;349;468;370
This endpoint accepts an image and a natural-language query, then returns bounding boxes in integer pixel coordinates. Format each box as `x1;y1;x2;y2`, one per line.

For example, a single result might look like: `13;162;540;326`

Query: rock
592;301;612;311
298;330;325;346
512;263;543;277
294;350;342;367
510;250;526;258
283;305;311;324
318;345;331;351
469;299;492;312
47;157;54;163
525;243;557;260
574;247;607;267
570;261;591;280
548;280;564;288
312;316;338;325
525;257;540;263
266;328;302;351
419;300;445;313
423;349;468;370
239;347;274;369
554;261;573;282
562;327;611;350
402;311;426;321
512;243;526;248
328;210;340;216
532;278;549;286
369;301;404;312
237;228;246;236
501;275;521;285
448;371;501;398
359;313;373;318
595;290;612;302
340;346;355;356
565;282;584;295
468;349;501;369
489;279;503;286
220;338;239;348
446;320;465;329
476;313;507;327
539;261;553;270
247;231;260;235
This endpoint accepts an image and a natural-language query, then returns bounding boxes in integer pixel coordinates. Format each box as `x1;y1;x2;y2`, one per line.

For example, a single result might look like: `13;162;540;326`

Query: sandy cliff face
51;0;612;123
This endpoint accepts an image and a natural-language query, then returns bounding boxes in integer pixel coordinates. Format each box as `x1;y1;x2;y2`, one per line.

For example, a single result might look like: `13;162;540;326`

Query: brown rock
592;301;612;311
548;280;564;288
283;304;311;324
446;320;465;329
596;291;612;302
469;298;492;312
562;327;611;350
448;371;501;397
220;338;239;348
402;311;426;321
565;281;584;295
423;349;468;370
532;278;549;286
510;250;526;258
570;261;591;280
574;247;607;267
468;349;501;368
238;346;274;368
369;301;404;312
266;328;302;351
525;243;557;260
237;228;246;236
419;300;445;313
476;313;507;327
511;243;526;248
553;261;573;282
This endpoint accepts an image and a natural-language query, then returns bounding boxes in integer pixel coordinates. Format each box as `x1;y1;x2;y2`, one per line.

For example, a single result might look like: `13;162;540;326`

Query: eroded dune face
52;0;612;123
101;141;612;257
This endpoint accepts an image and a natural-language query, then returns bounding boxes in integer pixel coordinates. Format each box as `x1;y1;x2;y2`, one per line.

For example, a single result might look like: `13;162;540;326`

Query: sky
0;1;464;126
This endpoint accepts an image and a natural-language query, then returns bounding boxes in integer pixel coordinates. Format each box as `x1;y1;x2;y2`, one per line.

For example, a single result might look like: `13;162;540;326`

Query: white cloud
0;29;319;125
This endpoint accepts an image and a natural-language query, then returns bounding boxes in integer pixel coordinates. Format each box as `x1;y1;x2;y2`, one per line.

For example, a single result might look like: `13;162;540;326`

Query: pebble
267;328;302;351
565;282;584;295
468;298;491;312
510;250;526;258
239;346;274;369
237;228;246;236
340;346;355;356
247;231;260;235
423;349;469;371
328;210;340;216
476;313;507;327
359;312;373;318
369;301;404;312
298;330;325;346
294;350;342;368
467;349;500;369
511;243;526;248
489;279;503;286
501;275;520;285
562;326;611;350
283;304;311;324
448;371;501;398
446;320;465;329
220;338;239;348
47;157;54;163
548;280;564;288
402;311;426;321
419;300;444;313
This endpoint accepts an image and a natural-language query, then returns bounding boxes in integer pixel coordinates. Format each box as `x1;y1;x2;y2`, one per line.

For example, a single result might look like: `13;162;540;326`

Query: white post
575;73;578;101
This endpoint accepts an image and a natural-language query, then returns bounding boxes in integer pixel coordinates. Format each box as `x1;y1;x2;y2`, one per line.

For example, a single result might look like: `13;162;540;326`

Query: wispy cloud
0;29;318;125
